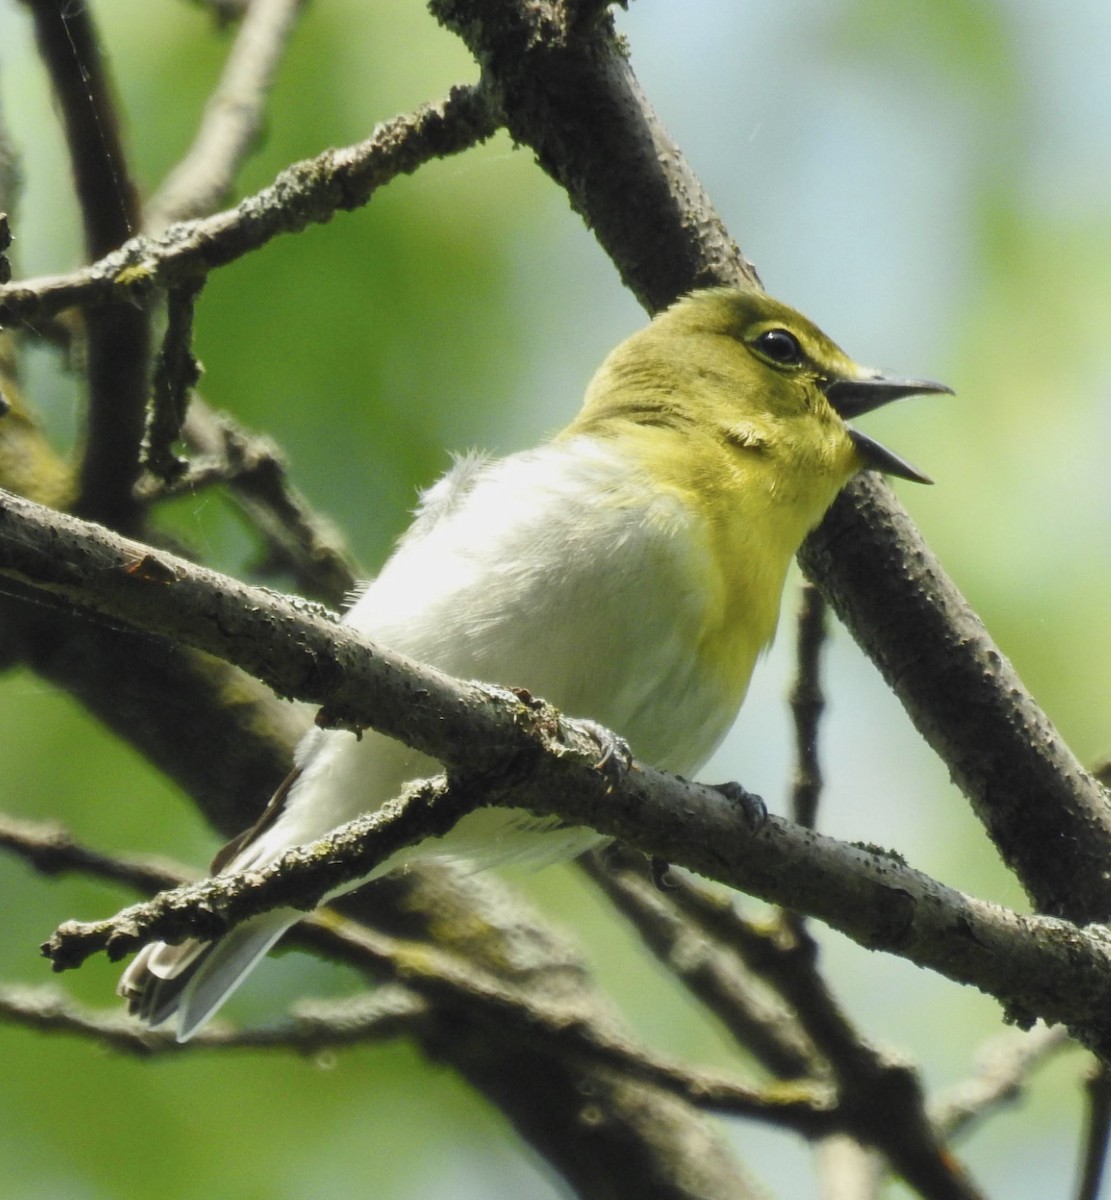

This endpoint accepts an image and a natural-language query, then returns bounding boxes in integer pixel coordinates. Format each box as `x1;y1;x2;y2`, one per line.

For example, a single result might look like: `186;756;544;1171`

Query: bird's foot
649;855;678;890
578;719;634;792
712;781;767;832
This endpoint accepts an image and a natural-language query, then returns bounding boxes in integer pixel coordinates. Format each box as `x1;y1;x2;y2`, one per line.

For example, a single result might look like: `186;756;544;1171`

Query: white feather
129;435;741;1039
249;436;736;867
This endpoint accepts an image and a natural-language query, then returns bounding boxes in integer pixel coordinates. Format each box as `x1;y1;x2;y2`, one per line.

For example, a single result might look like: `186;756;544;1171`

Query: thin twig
0;810;191;895
41;776;461;968
146;0;312;229
1;808;832;1133
769;924;983;1200
0;806;391;983
137;401;360;606
931;1025;1070;1141
1;808;838;1136
0;960;835;1132
144;281;204;482
305;918;840;1135
790;582;828;830
0;982;429;1055
171;403;359;606
581;848;817;1080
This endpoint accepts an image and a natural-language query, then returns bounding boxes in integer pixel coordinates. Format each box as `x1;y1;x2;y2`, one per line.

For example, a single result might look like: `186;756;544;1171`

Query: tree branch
2;807;836;1139
143;280;204;482
1076;1059;1111;1200
21;0;151;531
430;0;759;312
0;85;499;330
21;0;140;259
3;485;1108;1054
0;810;190;896
930;1025;1070;1140
159;403;360;607
7;4;1101;1193
799;480;1111;921
610;862;986;1200
0;982;429;1056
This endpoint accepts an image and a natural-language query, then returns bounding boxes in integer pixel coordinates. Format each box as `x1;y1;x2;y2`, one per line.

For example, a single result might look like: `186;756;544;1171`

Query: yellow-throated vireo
119;286;947;1040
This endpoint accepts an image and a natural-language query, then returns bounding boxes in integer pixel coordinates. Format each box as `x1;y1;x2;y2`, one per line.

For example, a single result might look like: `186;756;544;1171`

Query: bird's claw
712;781;767;832
649;856;678;890
579;719;633;791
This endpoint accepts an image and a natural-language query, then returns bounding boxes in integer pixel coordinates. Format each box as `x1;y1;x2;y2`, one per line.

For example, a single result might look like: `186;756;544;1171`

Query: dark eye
754;328;803;366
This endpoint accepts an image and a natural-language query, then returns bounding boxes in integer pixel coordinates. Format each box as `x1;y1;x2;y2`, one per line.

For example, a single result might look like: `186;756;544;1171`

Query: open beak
824;372;952;485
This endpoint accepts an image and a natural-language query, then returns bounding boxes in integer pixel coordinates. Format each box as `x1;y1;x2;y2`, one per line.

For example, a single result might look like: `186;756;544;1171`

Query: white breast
244;437;744;873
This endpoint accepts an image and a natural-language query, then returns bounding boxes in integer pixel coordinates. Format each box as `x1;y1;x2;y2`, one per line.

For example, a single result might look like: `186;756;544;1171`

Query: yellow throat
561;286;944;698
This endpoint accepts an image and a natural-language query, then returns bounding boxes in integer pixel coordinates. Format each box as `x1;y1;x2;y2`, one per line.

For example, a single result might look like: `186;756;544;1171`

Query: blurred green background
2;1;1109;1196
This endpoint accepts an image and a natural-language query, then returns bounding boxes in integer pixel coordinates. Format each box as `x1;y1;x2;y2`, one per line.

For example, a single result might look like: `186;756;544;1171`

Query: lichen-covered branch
0;983;429;1056
0;85;499;330
3;488;1108;1053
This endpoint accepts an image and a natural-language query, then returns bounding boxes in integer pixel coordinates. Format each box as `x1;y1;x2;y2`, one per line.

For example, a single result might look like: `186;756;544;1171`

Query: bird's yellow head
569;286;947;495
562;288;948;689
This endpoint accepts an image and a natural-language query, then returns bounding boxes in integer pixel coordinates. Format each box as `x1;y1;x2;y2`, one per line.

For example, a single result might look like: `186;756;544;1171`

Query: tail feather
118;909;300;1042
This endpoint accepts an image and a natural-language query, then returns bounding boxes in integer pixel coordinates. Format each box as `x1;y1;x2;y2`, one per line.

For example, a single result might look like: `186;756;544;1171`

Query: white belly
245;439;743;873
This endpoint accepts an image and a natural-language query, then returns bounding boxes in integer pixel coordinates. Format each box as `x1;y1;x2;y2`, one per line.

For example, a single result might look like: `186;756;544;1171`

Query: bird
118;285;948;1040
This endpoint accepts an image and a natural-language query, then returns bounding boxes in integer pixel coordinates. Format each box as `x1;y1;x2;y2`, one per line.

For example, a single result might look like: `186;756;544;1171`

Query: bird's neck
560;353;857;696
564;353;854;523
